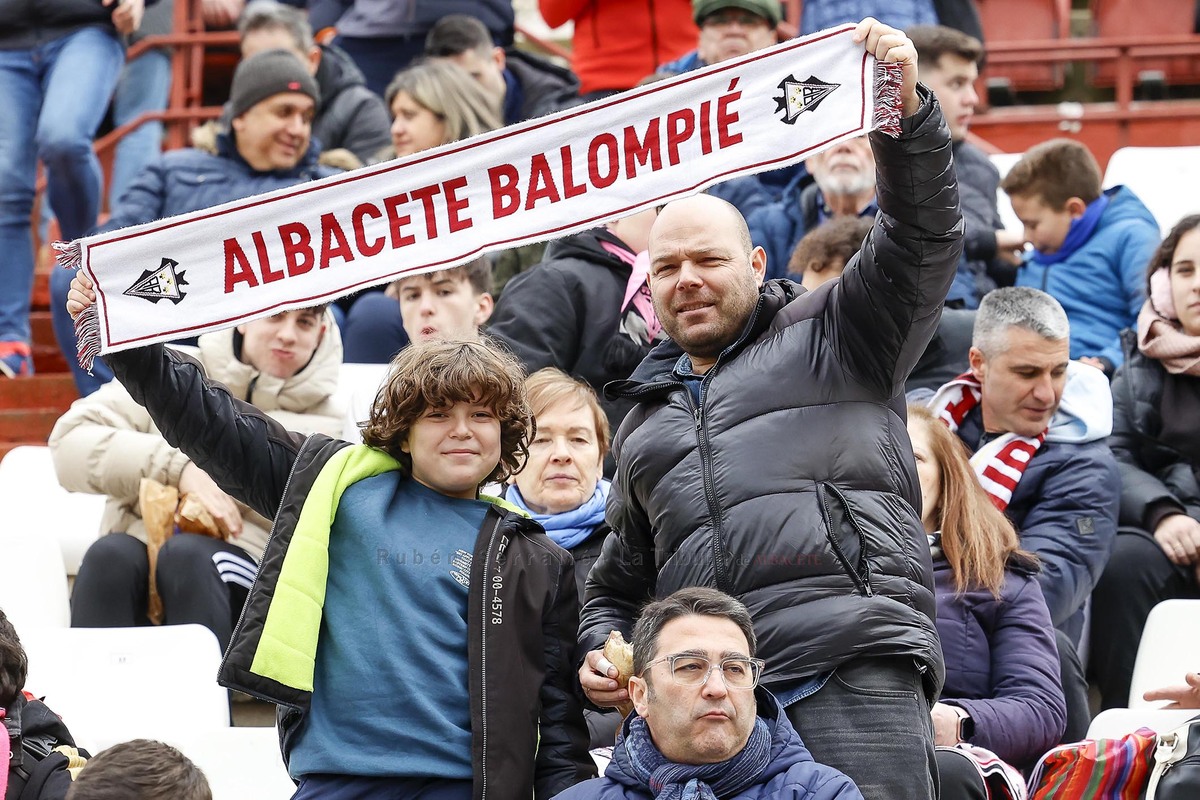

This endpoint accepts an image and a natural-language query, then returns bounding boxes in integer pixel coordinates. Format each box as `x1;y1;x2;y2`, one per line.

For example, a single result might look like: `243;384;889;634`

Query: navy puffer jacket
934;555;1067;766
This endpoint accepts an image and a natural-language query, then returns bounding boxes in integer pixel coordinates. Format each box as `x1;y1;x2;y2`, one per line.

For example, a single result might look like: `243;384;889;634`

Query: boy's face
401;401;501;499
397;272;493;343
1008;193;1077;254
237;309;325;379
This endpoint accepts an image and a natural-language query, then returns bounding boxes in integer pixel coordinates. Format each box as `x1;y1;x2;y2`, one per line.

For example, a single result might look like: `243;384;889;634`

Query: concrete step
0;373;77;410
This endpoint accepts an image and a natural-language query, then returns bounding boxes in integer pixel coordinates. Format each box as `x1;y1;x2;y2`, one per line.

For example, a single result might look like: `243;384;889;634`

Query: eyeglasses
641;654;765;689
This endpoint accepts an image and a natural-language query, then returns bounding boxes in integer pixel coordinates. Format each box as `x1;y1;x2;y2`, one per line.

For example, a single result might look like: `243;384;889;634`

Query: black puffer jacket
580;91;962;702
1110;329;1200;528
0;0;158;49
312;43;392;163
488;228;653;449
103;343;595;800
504;48;582;124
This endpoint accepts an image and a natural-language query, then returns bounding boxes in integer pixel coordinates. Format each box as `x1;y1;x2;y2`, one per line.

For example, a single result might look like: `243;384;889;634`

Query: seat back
1129;599;1200;707
1090;0;1200;87
976;0;1070;91
990;152;1026;236
0;530;70;636
21;624;231;753
1087;707;1199;738
0;445;106;576
1103;146;1200;236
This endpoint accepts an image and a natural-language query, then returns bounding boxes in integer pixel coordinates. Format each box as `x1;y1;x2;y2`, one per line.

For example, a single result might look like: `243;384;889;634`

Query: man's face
696;7;776;65
970;327;1070;437
397;272;493;343
237;309;325;379
648;197;765;370
240;28;320;75
1008;193;1076;255
628;615;759;765
922;54;979;141
231;91;314;172
806;137;875;197
442;47;507;102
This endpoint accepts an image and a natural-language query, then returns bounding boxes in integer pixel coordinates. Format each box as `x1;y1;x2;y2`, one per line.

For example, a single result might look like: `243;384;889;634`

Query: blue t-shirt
288;475;490;779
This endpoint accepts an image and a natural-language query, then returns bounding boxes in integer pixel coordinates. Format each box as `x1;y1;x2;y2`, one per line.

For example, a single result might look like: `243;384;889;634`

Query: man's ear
968;346;986;381
307;46;322;75
491;46;506;72
750;246;767;286
629;675;650;718
1065;196;1088;218
474;293;495;327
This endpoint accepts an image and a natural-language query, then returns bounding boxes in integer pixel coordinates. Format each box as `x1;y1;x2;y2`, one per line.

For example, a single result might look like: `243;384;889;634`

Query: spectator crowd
2;0;1200;798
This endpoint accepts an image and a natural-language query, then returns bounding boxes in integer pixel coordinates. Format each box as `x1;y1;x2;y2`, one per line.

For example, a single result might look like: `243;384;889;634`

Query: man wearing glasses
556;587;862;799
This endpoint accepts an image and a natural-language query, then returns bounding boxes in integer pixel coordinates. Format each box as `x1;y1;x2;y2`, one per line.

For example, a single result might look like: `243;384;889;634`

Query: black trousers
71;532;255;650
935;748;988;800
1089;527;1200;710
1056;628;1092;743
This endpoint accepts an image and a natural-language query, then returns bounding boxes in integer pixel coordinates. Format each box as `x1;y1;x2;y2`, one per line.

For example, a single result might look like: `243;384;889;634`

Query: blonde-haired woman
907;405;1067;797
344;60;504;363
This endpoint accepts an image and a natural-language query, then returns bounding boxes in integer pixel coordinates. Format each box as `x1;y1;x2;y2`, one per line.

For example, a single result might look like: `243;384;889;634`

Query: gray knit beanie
229;49;320;119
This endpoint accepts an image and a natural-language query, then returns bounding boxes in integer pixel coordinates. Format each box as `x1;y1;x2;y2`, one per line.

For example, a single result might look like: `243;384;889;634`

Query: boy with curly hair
65;274;594;800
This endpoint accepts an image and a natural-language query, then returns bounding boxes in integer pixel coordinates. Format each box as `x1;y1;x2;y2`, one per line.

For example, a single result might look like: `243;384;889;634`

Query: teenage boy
342;257;495;440
1001;138;1160;373
65;274;594;800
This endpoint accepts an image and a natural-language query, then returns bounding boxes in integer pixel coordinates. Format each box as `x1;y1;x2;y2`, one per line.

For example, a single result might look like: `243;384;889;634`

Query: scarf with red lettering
928;372;1046;512
58;25;902;370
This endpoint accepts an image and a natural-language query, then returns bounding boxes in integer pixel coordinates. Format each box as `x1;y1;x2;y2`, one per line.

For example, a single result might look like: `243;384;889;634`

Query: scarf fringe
53;239;99;372
873;62;904;138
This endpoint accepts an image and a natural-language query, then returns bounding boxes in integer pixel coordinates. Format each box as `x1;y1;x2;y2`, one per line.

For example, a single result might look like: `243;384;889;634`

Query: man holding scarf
557;587;863;800
579;18;959;800
926;286;1119;740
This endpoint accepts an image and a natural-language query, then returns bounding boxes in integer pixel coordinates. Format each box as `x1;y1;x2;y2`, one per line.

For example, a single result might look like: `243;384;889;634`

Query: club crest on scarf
774;75;839;124
123;258;188;305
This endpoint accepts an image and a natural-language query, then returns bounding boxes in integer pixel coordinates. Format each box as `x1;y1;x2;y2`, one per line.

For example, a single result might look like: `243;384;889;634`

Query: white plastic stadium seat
155;728;295;800
20;624;230;753
1087;707;1199;739
989;152;1025;237
1103;146;1200;237
0;445;106;575
0;530;70;636
1128;599;1200;707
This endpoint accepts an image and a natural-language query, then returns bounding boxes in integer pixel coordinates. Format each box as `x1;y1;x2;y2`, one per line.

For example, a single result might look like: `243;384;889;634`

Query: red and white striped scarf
928;372;1046;512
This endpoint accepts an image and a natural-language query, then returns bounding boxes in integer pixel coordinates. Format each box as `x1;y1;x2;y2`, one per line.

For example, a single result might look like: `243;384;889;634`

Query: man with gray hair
927;286;1118;738
555;587;863;800
237;0;390;164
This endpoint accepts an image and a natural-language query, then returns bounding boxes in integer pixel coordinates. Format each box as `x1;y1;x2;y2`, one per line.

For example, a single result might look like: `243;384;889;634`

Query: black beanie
229;49;320;119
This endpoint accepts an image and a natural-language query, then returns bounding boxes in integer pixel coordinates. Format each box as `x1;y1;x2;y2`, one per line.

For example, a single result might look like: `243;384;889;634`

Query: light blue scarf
505;480;610;550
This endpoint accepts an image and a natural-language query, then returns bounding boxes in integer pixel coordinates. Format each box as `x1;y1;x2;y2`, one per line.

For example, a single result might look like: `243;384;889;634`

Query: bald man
577;18;963;800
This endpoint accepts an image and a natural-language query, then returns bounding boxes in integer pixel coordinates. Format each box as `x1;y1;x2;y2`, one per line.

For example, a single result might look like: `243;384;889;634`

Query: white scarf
60;25;902;369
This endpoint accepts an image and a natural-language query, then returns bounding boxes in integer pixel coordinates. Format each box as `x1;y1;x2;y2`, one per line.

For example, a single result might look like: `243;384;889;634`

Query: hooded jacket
100;132;340;234
553;690;864;800
933;556;1067;766
1015;186;1159;368
503;49;582;124
49;318;344;562
488;227;653;446
1109;329;1200;530
581;91;962;702
101;342;595;799
946;362;1120;640
949;139;1015;309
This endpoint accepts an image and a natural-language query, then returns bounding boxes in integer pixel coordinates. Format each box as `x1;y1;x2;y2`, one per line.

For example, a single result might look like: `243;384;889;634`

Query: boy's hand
853;18;919;118
67;272;97;321
579;648;629;708
995;229;1028;266
179;462;244;539
103;0;145;35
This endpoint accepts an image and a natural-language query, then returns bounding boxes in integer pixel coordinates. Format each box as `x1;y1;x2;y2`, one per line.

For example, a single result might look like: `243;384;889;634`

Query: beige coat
49;318;345;562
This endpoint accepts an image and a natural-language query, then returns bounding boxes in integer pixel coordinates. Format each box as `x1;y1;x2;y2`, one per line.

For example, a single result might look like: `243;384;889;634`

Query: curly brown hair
361;337;532;486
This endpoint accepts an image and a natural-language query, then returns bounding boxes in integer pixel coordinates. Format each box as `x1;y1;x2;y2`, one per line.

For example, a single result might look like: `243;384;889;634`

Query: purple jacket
934;555;1067;766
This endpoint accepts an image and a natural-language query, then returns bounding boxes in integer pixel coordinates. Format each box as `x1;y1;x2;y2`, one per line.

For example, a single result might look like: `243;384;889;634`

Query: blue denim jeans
0;26;124;344
109;47;171;208
784;656;939;800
